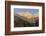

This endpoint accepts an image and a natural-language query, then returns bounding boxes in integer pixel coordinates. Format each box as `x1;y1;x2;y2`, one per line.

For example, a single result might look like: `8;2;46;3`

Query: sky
14;8;39;15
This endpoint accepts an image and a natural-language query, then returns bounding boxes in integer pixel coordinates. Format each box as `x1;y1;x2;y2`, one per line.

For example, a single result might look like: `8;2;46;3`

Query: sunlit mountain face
16;12;39;19
15;12;39;23
14;8;39;27
16;12;34;19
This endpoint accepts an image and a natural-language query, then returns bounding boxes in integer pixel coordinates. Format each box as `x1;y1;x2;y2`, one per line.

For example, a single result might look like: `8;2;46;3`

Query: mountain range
14;12;39;27
14;12;39;23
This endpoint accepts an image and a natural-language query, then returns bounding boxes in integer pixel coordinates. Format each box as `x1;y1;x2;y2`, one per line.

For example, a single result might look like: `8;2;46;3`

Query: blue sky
14;8;39;14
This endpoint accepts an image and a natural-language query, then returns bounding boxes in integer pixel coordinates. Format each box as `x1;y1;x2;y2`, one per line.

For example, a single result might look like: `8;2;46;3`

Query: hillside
14;12;39;27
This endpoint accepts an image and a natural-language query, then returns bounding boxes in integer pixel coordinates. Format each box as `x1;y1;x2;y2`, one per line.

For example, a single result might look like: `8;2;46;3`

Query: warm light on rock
17;12;34;19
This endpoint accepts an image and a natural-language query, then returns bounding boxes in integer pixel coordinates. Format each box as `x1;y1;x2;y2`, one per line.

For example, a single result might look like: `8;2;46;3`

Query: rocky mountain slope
14;12;39;27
